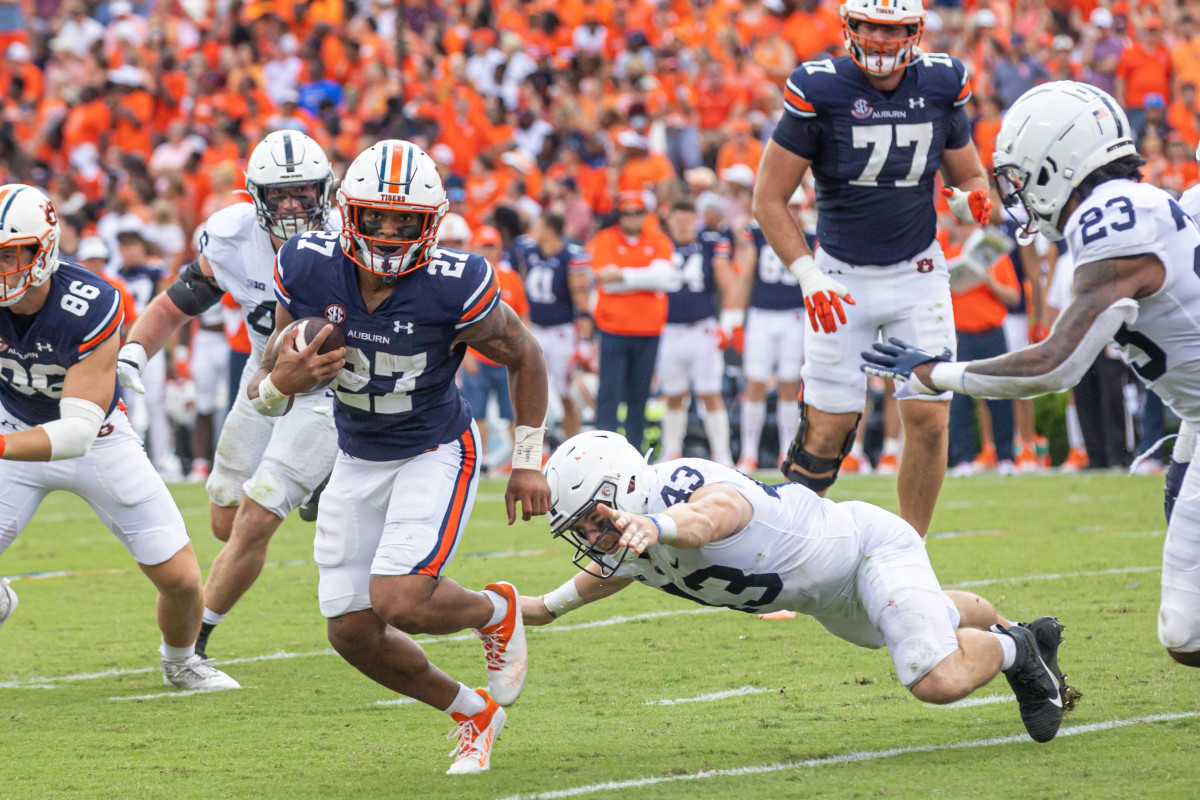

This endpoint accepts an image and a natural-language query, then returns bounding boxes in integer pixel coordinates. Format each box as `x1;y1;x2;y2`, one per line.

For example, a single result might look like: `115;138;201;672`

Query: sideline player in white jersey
253;140;550;773
524;431;1078;743
116;131;339;659
753;0;992;536
864;81;1200;668
0;184;238;690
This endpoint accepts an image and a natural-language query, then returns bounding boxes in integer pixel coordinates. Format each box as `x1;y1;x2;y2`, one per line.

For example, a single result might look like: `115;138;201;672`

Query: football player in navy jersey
656;200;735;465
0;184;238;690
752;0;993;536
251;140;550;774
509;212;592;440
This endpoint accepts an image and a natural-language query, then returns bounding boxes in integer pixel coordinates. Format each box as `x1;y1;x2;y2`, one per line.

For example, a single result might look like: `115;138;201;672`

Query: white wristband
543;578;585;619
786;254;819;286
928;362;968;394
251;374;291;416
647;513;678;543
719;308;745;330
512;424;546;471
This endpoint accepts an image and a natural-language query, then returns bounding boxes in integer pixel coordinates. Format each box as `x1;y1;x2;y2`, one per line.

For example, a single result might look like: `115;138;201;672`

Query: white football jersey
198;203;340;361
606;459;865;615
1064;179;1200;424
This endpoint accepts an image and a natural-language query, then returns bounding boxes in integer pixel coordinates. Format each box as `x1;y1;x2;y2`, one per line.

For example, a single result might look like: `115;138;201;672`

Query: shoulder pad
203;202;258;241
784;59;840;118
912;51;971;106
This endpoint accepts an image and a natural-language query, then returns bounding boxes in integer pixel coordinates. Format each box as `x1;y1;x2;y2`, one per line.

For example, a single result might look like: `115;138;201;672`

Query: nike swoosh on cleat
1035;653;1063;708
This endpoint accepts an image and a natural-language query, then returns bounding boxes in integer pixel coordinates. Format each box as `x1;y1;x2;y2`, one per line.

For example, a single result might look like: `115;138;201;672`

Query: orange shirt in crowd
589;223;674;337
112;89;154;157
1117;41;1173;109
1168;99;1200;147
952;254;1019;334
781;6;843;61
617;151;674;193
716;137;764;177
973;117;1003;171
1158;159;1200;196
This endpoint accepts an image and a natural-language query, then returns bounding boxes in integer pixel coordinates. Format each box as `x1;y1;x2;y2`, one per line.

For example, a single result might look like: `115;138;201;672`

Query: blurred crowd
0;0;1188;476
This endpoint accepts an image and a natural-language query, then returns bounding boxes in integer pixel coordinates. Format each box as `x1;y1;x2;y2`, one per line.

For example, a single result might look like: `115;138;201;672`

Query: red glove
1029;323;1050;344
804;291;856;334
941;186;993;226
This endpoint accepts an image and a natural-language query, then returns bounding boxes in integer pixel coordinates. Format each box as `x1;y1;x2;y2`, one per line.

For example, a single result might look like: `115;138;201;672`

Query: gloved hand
787;254;855;334
942;186;993;226
861;337;952;394
117;342;147;394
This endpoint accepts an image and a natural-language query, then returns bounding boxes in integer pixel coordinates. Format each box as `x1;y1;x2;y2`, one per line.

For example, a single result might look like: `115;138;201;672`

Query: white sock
883;437;900;457
990;626;1017;670
740;400;766;463
202;607;226;626
703;408;732;464
443;681;488;718
1066;402;1084;449
777;399;799;457
482;589;507;629
849;439;865;458
662;407;687;458
160;640;196;663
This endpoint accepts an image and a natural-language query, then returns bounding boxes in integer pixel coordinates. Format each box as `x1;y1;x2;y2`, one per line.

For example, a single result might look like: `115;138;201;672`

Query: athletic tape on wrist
543;579;585;619
647;513;678;543
512;424;546;471
251;374;291;416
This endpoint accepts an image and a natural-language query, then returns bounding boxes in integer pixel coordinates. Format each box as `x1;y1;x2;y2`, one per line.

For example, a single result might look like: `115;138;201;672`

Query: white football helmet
437;212;472;247
543;431;656;577
993;81;1136;242
337;139;448;282
244;130;334;241
842;0;926;77
0;184;61;307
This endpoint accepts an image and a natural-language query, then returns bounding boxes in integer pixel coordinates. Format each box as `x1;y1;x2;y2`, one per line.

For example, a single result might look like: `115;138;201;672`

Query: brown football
288;316;346;390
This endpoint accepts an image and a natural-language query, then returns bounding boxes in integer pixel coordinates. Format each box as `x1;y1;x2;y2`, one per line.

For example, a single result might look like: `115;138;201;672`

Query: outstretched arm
597;483;754;556
521;566;634;626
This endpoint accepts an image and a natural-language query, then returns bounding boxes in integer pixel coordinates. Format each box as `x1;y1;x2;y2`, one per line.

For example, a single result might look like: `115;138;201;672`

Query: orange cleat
875;452;899;475
446;689;506;774
1060;447;1089;473
475;582;527;707
973;443;998;471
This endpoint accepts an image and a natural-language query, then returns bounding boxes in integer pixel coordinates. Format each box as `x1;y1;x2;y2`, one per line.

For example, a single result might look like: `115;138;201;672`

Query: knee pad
242;461;307;520
206;469;246;508
1165;459;1189;523
781;400;861;492
1158;603;1200;654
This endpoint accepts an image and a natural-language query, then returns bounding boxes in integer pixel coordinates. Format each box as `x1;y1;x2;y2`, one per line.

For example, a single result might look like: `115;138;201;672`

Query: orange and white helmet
0;184;61;306
842;0;926;77
336;140;448;282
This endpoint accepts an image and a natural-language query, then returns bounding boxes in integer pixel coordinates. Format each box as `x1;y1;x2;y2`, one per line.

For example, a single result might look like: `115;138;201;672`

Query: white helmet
0;184;61;307
993;81;1136;242
337;139;448;282
543;431;656;577
437;212;472;247
842;0;926;77
244;130;334;240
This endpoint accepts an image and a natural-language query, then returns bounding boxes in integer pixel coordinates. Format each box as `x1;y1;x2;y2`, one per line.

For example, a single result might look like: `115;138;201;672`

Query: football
286;316;346;391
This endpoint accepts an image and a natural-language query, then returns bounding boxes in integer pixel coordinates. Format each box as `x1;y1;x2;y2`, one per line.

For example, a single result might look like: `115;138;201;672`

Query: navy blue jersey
666;231;731;324
117;262;165;311
0;263;123;426
510;235;590;327
745;224;806;310
1000;218;1028;314
773;54;973;266
274;231;500;461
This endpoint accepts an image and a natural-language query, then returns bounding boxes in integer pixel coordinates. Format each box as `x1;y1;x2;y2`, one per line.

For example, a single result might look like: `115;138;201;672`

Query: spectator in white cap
3;40;39;103
720;163;756;234
55;2;106;56
105;0;147;53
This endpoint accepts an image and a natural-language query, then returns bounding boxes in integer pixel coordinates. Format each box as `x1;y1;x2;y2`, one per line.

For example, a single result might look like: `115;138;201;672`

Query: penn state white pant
1160;442;1200;652
813;501;961;688
313;422;481;618
529;322;576;397
190;328;230;416
207;357;338;519
744;307;805;383
0;407;190;566
657;317;725;396
803;240;957;413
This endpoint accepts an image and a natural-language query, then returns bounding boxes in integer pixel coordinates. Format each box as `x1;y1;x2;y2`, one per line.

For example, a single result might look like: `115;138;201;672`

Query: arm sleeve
618;258;682;292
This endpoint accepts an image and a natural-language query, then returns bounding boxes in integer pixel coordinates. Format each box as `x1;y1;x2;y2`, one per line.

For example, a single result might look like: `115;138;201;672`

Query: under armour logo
394;321;414;334
36;342;52;352
909;97;925;109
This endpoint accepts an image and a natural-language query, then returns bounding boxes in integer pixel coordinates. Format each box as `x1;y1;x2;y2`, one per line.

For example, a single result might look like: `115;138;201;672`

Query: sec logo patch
851;98;873;120
325;304;346;324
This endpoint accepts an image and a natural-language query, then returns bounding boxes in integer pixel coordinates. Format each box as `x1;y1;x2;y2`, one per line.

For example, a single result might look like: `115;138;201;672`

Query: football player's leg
695;318;731;465
656;324;691;460
207;385;274;542
0;457;51;629
1159;448;1200;666
945;589;1012;630
594;332;627;433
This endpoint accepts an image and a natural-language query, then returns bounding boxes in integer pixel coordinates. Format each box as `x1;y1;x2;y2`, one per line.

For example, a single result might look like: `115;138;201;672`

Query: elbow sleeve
43;397;106;460
165;260;226;316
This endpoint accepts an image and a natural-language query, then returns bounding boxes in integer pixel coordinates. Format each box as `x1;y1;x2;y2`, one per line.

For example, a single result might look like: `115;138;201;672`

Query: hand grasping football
284;316;346;390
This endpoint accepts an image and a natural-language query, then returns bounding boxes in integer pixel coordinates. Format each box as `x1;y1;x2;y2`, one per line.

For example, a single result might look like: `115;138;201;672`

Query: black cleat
297;475;330;522
195;621;216;660
1001;618;1076;743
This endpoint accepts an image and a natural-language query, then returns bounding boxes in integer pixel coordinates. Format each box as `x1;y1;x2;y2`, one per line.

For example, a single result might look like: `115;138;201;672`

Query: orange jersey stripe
784;87;815;113
417;429;477;577
461;275;499;323
957;78;972;102
273;256;290;298
78;307;124;353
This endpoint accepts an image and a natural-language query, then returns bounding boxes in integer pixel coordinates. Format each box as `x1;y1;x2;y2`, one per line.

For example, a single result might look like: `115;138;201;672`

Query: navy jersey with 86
773;54;972;266
274;230;500;461
667;231;731;324
0;263;122;426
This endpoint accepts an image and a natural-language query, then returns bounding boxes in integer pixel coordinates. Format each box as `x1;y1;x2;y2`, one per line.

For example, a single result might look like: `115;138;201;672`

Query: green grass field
2;472;1198;800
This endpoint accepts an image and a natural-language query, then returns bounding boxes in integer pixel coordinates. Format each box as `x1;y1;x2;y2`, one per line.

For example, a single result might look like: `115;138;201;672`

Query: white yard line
109;688;244;701
944;565;1159;589
645;686;778;706
494;712;1200;800
925;693;1012;709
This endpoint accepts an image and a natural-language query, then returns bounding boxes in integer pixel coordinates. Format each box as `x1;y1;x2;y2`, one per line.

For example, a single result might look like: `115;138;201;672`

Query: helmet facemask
0;240;47;306
339;199;445;283
247;177;332;240
549;477;634;579
845;18;923;77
